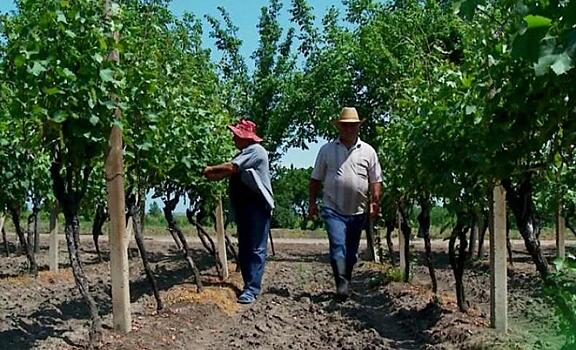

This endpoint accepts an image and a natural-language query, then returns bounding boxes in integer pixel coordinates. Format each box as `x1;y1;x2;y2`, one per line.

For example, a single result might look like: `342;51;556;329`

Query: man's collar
335;137;362;149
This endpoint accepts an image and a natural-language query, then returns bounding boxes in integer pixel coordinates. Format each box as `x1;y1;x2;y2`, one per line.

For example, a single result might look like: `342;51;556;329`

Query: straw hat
335;107;363;124
227;119;263;142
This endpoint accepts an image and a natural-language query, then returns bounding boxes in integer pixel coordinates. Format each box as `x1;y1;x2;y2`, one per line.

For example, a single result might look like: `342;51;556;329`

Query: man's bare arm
369;182;382;217
308;179;322;218
203;163;239;181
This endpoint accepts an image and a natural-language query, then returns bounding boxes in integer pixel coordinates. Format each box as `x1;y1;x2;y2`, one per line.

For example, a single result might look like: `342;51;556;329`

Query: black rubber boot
330;259;349;301
345;262;353;282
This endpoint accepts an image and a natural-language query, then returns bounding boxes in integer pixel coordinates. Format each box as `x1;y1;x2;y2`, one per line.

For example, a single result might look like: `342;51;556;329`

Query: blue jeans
321;207;366;268
235;201;271;296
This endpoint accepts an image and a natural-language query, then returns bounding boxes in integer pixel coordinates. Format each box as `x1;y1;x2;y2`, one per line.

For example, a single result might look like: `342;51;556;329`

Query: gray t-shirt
230;143;274;210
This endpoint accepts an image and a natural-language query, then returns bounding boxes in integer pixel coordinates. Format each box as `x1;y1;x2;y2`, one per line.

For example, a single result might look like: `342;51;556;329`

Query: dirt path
98;245;447;350
0;238;571;349
185;251;415;350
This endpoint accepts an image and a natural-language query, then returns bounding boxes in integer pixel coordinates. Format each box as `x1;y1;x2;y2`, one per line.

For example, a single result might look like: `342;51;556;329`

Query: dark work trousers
235;200;271;296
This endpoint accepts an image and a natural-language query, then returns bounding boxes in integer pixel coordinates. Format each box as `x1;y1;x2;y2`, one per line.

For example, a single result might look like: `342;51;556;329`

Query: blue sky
0;0;338;169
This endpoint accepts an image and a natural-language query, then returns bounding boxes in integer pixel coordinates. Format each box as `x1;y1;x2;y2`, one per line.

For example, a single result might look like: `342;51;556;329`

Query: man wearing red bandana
203;119;274;304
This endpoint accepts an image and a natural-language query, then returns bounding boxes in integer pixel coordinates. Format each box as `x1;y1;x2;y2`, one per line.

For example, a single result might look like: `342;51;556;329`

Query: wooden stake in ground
556;203;565;261
104;0;131;333
366;212;379;262
491;183;507;333
125;216;134;247
398;210;407;280
106;122;132;332
215;196;229;280
0;214;7;257
49;204;59;272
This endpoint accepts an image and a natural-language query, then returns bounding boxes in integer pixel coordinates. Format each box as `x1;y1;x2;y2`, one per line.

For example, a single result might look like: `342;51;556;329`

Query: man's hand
369;201;380;218
308;179;322;219
308;202;319;219
202;166;217;180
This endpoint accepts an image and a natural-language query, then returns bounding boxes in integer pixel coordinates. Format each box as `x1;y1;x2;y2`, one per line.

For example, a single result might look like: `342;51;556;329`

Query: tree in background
271;166;314;228
148;201;162;217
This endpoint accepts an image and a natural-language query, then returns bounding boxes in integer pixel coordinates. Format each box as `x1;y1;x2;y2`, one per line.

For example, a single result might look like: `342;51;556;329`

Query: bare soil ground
0;235;571;350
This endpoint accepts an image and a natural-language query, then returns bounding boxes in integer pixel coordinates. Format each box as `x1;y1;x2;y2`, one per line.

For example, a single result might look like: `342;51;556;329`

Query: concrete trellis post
491;184;507;333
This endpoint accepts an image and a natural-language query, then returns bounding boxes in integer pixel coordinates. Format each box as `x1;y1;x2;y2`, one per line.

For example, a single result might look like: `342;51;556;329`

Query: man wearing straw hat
203;119;274;304
308;107;382;301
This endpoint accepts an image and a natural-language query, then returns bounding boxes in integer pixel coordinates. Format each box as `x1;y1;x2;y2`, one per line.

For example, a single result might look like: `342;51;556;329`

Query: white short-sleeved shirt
311;138;382;215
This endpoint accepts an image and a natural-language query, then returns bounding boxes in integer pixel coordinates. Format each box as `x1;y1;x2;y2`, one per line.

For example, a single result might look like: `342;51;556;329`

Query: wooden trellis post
366;213;379;262
105;0;131;333
49;204;59;272
215;196;228;280
365;185;379;262
0;214;6;256
556;203;565;261
491;183;507;333
126;216;134;246
398;210;406;280
106;123;131;332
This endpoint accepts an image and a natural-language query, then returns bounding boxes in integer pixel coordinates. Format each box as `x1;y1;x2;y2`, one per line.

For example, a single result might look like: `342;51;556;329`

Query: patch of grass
364;262;405;288
386;267;404;282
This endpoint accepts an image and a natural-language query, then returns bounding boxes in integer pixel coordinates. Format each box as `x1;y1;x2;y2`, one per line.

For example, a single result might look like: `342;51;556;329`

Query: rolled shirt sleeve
310;145;327;181
231;146;262;171
368;148;383;184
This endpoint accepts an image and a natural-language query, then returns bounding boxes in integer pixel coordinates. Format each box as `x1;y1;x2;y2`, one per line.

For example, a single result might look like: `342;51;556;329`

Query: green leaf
550;53;573;75
534;54;557;75
93;53;103;63
109;3;121;16
182;156;191;169
28;61;47;76
89;115;99;125
62;68;76;79
524;15;552;29
43;87;61;96
14;55;26;67
512;26;549;60
139;142;153;151
51;111;68;123
534;53;574;76
554;258;565;272
99;68;114;82
32;105;48;116
56;10;67;24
